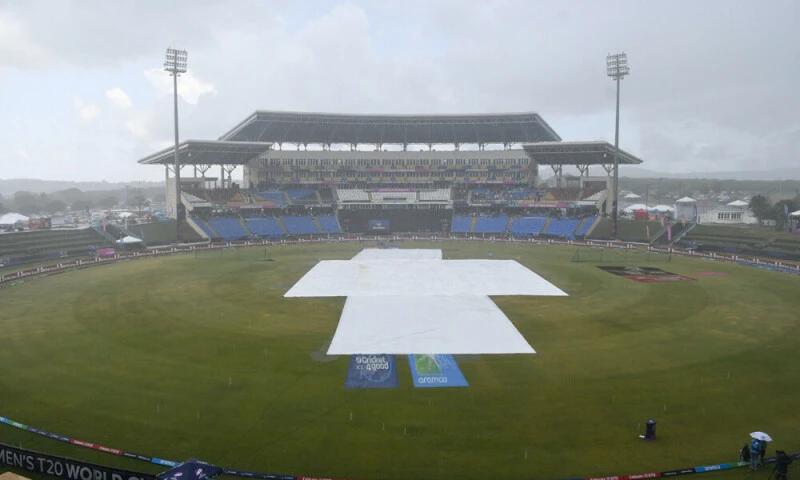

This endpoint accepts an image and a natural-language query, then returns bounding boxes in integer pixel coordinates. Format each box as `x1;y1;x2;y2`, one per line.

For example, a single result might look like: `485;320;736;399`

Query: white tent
624;193;641;199
0;212;30;226
727;200;749;207
623;203;648;212
116;236;143;244
117;211;136;218
790;210;800;217
676;196;696;203
651;205;675;213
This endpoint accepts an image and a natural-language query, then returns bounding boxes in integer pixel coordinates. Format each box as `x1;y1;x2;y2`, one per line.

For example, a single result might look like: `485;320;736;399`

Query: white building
698;200;757;225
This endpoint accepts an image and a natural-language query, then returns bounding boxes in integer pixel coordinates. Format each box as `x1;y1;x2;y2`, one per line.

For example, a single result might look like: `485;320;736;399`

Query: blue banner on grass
408;354;469;388
344;354;399;389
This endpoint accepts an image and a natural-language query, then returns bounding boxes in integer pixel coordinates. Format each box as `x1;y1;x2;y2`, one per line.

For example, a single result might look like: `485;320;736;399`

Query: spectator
749;438;762;470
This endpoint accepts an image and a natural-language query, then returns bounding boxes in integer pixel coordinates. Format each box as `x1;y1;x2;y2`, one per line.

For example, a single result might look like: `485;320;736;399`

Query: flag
646;225;651;239
102;218;107;232
693;203;698;220
660;214;665;227
667;225;672;241
140;228;146;241
785;204;789;216
681;214;686;227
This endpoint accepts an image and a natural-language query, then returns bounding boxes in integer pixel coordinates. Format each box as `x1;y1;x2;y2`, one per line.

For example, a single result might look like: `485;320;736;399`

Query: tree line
748;194;798;230
0;187;166;216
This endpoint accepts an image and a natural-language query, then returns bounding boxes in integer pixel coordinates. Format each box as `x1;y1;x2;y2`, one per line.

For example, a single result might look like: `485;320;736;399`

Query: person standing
750;438;762;470
759;439;768;465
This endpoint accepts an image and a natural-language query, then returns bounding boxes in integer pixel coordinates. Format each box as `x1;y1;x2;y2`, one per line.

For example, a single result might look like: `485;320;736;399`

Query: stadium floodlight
164;48;188;241
606;52;630;240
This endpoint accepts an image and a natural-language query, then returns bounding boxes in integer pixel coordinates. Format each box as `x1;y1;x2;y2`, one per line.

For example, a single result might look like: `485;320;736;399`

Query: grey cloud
2;0;800;179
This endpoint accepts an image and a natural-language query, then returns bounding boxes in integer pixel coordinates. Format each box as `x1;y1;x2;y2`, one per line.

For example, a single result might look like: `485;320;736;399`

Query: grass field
1;241;799;480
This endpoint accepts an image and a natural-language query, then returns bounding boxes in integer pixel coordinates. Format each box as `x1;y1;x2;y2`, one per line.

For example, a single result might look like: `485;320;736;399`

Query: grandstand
245;217;285;238
281;215;320;235
509;216;548;237
473;215;510;234
678;224;800;260
0;228;112;268
137;111;644;239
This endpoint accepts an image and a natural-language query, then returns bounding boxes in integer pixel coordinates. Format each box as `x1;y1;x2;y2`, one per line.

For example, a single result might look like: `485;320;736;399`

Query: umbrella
750;432;772;442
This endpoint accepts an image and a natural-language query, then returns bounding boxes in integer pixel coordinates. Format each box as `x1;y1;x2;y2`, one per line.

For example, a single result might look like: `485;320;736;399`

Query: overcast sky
0;0;798;182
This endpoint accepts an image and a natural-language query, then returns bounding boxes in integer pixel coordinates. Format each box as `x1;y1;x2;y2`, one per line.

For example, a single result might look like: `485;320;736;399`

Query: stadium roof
522;141;643;165
218;111;561;145
137;140;271;166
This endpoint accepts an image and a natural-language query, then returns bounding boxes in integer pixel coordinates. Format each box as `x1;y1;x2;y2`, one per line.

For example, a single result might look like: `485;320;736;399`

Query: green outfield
0;242;799;480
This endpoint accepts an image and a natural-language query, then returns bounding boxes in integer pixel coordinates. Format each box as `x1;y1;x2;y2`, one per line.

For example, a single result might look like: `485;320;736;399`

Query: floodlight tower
164;47;188;241
607;52;630;239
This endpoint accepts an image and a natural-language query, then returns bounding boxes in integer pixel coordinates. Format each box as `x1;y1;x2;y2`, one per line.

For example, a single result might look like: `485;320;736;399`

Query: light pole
607;52;630;239
164;47;188;242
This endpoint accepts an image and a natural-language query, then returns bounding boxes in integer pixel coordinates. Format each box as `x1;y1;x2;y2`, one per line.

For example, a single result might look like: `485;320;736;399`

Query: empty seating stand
281;215;320;235
473;216;509;234
544;218;582;240
451;216;473;233
286;189;317;204
337;189;369;202
192;217;220;239
207;217;249;241
256;191;288;205
419;189;451;202
245;217;285;238
316;215;342;233
510;217;547;237
575;216;597;237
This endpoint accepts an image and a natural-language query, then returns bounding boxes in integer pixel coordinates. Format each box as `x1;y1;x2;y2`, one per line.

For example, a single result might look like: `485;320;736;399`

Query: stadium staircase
186;217;210;240
192;217;220;240
505;217;513;232
469;216;477;233
671;222;697;244
313;216;323;232
582;217;601;237
574;216;597;238
650;226;669;244
542;217;552;232
116;224;138;239
316;215;343;233
239;218;253;236
574;218;589;237
92;226;118;243
277;217;289;234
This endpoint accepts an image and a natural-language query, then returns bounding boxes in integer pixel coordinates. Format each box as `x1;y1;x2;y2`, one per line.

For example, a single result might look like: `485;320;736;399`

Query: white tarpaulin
327;295;535;355
284;259;567;297
284;249;568;355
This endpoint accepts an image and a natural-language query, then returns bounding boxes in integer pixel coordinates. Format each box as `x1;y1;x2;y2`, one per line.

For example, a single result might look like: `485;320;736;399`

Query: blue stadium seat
286;189;317;202
575;216;597;237
245;217;285;238
509;217;547;237
473;215;509;233
543;218;582;240
256;191;288;205
451;216;473;233
192;217;219;239
281;215;320;235
207;217;250;241
316;215;342;233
